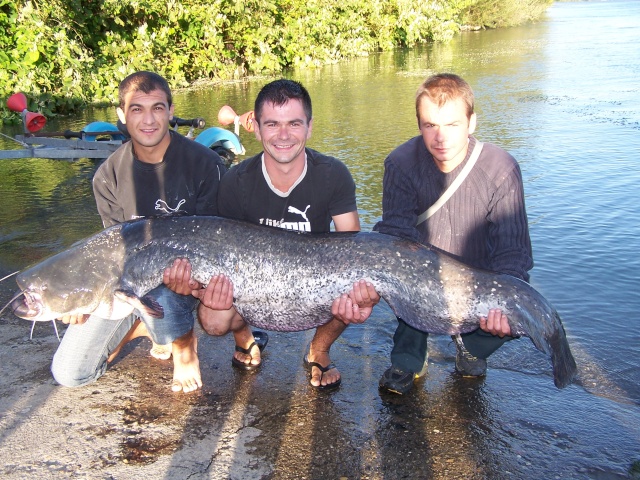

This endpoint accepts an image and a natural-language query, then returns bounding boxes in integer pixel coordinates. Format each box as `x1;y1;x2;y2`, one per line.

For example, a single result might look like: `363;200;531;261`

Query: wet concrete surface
0;306;638;480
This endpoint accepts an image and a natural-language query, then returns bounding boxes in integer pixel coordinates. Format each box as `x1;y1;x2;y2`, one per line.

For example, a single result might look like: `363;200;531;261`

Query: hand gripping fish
8;215;577;388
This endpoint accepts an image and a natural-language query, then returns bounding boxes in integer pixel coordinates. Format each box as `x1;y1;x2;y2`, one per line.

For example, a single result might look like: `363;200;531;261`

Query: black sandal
303;354;342;391
231;331;269;371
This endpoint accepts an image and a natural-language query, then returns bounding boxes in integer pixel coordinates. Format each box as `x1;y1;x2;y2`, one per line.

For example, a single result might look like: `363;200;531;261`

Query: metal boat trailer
1;93;255;166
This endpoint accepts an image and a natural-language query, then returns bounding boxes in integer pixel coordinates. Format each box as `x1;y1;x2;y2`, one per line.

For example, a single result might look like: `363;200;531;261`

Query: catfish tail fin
548;314;578;388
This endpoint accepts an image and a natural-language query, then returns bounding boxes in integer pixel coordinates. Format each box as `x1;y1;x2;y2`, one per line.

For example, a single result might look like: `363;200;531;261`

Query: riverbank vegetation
0;0;552;123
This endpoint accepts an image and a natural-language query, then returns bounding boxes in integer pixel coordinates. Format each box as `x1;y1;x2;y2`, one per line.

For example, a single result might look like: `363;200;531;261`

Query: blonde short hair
415;73;475;120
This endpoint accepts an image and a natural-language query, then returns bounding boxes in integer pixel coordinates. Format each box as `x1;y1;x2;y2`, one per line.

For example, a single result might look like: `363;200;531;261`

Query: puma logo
155;199;186;214
288;205;310;222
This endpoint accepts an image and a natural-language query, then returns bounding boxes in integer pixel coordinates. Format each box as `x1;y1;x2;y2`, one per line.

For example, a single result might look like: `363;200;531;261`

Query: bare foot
306;350;341;388
108;318;148;363
171;329;202;393
150;342;172;360
107;319;173;363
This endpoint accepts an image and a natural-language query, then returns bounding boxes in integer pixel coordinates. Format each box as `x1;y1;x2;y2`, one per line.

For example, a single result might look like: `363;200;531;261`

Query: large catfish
9;215;577;388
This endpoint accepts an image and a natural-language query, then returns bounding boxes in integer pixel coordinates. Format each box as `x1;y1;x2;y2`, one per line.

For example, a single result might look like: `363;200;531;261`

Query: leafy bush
0;0;552;124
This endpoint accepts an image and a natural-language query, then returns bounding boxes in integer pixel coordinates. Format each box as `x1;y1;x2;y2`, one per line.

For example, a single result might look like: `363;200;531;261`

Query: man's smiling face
254;99;312;166
117;88;174;157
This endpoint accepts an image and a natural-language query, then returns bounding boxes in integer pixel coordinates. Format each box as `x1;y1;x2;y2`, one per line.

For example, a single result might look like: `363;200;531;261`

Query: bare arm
332;210;361;232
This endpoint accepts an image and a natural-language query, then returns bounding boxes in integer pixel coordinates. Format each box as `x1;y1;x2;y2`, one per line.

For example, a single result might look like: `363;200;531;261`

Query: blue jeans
390;318;514;373
51;285;198;387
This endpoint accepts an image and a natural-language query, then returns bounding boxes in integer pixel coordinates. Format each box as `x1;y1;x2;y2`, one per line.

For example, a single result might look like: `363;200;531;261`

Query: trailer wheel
213;147;236;168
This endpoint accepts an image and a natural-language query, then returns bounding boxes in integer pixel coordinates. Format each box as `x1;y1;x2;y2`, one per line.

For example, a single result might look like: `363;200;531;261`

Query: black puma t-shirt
217;148;357;233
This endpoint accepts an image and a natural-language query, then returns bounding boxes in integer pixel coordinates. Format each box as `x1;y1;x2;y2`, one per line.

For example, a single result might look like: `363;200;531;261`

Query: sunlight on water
0;0;638;422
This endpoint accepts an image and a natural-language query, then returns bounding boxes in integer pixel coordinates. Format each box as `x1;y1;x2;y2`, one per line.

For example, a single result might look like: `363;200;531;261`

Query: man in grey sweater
369;73;534;395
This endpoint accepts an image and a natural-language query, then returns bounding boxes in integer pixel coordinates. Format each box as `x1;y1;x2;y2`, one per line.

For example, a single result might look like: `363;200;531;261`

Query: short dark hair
415;73;475;120
254;79;312;124
118;71;172;109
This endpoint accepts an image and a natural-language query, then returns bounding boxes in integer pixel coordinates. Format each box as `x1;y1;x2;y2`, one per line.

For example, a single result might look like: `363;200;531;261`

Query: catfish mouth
11;290;44;320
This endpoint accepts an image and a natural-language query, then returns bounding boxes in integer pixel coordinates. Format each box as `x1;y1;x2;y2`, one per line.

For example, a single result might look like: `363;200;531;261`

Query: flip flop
303;354;342;391
231;331;269;371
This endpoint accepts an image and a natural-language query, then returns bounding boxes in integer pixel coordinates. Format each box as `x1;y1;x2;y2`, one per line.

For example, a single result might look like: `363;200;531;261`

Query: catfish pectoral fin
114;289;165;319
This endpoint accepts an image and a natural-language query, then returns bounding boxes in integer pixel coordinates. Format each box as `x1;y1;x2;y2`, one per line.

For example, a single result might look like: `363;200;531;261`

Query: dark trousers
390;318;514;373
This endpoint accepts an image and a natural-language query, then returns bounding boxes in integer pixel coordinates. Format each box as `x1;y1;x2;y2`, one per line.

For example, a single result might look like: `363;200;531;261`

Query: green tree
0;0;552;124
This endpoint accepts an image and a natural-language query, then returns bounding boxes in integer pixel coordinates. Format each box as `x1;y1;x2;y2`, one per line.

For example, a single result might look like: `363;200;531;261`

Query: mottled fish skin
12;216;577;388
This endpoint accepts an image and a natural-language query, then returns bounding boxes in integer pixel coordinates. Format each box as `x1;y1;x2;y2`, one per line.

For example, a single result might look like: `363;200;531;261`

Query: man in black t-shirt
165;79;376;390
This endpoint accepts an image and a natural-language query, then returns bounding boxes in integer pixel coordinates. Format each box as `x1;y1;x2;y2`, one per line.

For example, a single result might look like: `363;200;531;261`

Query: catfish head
10;228;133;322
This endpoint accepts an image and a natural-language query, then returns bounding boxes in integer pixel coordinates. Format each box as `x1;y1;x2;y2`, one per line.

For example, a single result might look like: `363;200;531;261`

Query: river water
0;0;638;478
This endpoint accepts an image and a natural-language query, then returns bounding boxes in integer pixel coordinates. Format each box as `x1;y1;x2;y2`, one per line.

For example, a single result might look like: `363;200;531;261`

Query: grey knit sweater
374;135;533;281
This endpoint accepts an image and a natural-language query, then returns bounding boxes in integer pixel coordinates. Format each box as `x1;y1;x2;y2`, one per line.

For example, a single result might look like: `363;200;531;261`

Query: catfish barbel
9;215;577;388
